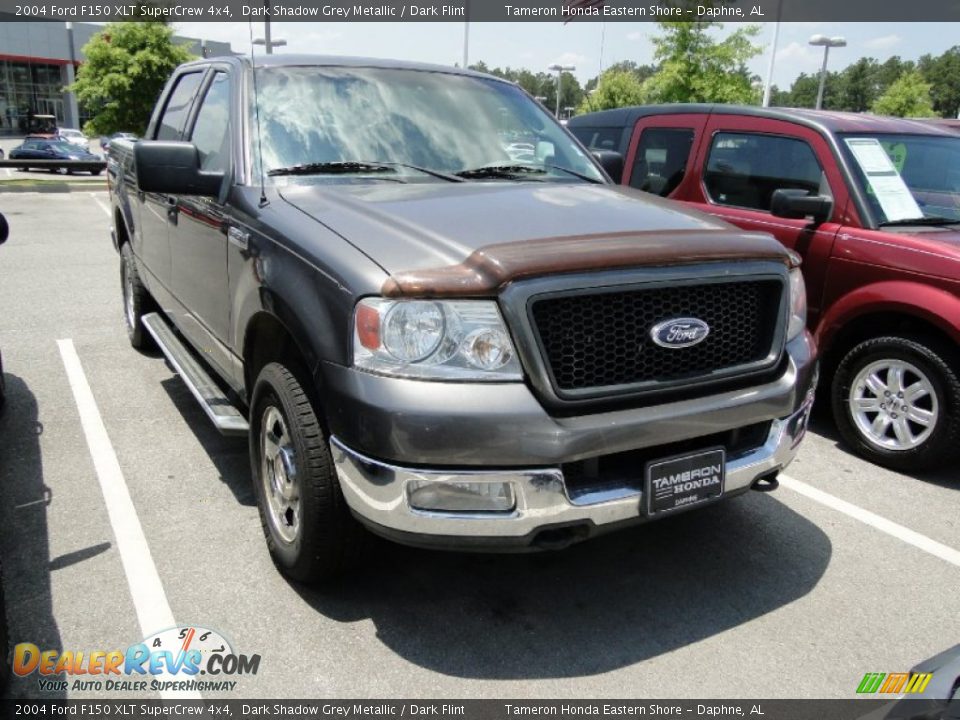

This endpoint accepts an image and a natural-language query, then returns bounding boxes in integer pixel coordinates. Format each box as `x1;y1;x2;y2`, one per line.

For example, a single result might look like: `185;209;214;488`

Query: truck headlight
353;298;523;381
787;268;807;340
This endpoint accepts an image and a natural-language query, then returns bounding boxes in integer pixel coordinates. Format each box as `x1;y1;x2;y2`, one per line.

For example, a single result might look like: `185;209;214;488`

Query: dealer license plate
646;448;725;515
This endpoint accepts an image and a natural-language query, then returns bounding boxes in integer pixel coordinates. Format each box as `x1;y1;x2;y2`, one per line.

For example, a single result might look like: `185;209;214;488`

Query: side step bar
141;313;250;437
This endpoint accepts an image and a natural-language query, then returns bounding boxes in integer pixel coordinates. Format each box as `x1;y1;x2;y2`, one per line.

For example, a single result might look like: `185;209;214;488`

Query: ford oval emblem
650;318;710;349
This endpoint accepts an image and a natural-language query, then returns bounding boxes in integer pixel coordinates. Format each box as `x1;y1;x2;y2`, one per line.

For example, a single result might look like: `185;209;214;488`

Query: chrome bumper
330;391;814;549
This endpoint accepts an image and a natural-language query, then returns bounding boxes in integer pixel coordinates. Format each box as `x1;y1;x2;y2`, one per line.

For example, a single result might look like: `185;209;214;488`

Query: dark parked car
9;139;103;175
108;57;816;583
569;105;960;471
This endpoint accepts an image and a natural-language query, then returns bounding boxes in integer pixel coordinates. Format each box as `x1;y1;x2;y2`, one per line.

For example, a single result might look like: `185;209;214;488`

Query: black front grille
530;279;783;394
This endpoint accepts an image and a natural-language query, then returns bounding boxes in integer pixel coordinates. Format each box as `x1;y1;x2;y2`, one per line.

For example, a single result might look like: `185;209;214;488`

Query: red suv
569;106;960;471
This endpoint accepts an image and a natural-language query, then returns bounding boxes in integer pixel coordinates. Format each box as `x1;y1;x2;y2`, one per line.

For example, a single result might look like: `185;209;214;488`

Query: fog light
407;479;516;513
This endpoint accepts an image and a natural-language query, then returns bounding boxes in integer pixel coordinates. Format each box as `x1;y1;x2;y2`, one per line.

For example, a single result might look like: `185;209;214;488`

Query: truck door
694;116;850;328
139;70;205;296
168;69;235;380
623;113;710;203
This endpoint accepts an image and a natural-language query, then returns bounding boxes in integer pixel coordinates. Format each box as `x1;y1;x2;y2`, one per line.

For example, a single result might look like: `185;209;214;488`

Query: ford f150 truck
570;105;960;472
109;57;816;583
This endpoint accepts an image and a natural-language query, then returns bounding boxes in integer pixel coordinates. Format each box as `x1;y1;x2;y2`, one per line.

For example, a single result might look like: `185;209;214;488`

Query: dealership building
0;17;233;135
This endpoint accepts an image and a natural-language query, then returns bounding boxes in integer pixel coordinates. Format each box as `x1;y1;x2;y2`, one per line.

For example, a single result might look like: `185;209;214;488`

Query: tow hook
751;472;780;492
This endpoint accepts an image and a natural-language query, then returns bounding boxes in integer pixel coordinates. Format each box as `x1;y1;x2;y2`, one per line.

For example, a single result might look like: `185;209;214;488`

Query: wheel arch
242;311;322;407
816;281;960;369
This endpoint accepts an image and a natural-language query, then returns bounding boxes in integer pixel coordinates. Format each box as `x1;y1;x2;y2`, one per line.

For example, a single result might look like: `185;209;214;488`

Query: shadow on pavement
808;406;957;489
0;374;66;699
293;491;832;680
159;372;253;506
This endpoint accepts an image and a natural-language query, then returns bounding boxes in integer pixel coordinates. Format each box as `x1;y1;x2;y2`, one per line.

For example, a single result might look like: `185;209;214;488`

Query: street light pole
809;34;846;110
548;63;575;118
253;0;287;54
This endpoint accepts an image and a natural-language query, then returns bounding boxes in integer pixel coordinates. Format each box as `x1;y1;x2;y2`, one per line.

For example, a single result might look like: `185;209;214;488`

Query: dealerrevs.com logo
14;625;260;693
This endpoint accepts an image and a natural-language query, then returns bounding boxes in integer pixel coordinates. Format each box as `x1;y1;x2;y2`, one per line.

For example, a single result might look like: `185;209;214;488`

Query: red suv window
704;132;827;212
629;128;695;197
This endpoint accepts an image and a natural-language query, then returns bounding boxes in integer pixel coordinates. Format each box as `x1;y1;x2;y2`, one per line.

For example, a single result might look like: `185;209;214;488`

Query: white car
58;128;89;150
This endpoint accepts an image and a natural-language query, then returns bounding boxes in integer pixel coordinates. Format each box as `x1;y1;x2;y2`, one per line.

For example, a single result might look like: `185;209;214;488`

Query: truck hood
279;181;791;296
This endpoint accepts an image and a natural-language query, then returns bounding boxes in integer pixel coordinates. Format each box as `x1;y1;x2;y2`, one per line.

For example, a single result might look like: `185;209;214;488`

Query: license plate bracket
646;447;725;516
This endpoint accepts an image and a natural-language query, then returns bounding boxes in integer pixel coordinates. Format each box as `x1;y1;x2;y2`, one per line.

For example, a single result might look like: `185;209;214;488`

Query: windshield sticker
845;137;923;222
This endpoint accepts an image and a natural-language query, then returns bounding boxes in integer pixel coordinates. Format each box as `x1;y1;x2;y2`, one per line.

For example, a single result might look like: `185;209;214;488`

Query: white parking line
90;192;111;217
57;339;201;700
780;474;960;568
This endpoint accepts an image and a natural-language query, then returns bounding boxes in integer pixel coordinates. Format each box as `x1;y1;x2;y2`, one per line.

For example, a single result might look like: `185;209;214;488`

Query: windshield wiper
267;160;463;182
268;161;397;177
546;164;603;184
456;163;602;183
455;164;548;180
879;215;960;227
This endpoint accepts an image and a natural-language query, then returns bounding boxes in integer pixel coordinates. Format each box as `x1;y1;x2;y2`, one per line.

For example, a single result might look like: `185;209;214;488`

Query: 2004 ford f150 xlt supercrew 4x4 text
108;56;817;583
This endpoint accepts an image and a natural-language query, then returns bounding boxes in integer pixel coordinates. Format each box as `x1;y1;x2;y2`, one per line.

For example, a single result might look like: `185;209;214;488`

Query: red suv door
688;116;853;328
622;113;710;203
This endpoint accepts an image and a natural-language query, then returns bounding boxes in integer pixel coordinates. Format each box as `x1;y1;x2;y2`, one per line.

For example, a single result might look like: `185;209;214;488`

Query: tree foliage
638;21;763;104
469;62;584;116
871;71;937;117
70;22;194;135
579;70;647;113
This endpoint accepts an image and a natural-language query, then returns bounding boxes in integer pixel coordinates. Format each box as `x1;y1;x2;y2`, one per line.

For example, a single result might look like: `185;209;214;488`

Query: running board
141;313;250;437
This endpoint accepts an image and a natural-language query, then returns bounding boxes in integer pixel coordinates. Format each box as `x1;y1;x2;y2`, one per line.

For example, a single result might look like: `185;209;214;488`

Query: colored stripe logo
857;672;933;694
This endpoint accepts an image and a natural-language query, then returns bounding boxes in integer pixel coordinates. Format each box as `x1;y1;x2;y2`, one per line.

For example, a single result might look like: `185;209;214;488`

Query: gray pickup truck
109;55;817;583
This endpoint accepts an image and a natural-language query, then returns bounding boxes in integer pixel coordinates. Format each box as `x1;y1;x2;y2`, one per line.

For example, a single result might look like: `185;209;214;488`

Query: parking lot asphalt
0;190;957;700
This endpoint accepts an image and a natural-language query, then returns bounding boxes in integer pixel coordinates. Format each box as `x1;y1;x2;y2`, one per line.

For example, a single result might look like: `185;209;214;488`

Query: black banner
0;0;959;23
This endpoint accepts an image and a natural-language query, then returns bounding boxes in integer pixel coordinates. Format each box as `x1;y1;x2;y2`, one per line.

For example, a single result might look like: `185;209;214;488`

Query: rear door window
155;71;204;141
629;128;695;196
704;132;827;212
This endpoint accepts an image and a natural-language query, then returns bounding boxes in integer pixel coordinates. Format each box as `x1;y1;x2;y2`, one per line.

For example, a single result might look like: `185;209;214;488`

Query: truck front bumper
327;332;817;551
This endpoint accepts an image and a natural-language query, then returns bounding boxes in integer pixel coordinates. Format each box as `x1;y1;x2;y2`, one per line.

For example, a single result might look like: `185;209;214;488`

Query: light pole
809;34;846;110
253;0;287;54
548;63;575;118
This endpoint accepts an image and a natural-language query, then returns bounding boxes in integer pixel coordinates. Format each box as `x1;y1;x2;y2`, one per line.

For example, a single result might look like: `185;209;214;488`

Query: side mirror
771;188;833;224
0;212;8;245
134;141;224;197
591;150;624;182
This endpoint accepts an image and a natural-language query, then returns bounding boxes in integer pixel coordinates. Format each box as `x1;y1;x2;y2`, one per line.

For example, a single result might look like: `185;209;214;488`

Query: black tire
250;362;366;583
831;335;960;472
92;169;103;176
120;243;154;350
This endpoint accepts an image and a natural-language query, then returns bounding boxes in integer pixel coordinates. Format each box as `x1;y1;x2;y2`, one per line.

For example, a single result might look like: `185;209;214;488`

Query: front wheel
250;362;366;583
831;336;960;472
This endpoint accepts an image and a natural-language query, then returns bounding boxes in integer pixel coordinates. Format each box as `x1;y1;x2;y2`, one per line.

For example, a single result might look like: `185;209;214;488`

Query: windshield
839;133;960;224
251;66;603;184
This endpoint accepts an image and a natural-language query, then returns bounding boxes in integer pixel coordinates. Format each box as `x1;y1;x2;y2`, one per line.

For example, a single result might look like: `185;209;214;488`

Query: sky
174;21;959;91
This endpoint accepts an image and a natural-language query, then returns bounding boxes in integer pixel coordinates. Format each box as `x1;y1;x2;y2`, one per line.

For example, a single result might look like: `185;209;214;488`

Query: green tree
918;46;960;118
578;69;646;113
639;21;763;105
871;71;937;117
69;22;194;135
